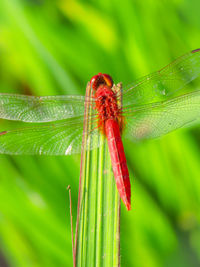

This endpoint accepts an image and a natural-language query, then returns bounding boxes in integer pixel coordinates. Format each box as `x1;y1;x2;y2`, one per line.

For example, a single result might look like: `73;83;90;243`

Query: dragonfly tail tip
126;202;131;211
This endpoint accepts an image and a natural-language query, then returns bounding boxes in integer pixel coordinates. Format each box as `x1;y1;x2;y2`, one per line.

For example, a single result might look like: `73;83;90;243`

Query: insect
0;49;200;210
91;73;131;210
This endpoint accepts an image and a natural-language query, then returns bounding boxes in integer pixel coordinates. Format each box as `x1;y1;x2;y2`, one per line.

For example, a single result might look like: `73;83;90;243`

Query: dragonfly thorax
95;84;122;133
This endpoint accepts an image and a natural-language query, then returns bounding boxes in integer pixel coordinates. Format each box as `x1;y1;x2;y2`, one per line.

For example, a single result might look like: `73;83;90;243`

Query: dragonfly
0;49;200;210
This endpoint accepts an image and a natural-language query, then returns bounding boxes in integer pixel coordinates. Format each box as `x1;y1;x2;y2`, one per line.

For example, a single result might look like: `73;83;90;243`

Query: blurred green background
0;0;200;266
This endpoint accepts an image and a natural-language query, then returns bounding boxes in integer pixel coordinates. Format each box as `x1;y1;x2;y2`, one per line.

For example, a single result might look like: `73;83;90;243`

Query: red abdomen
105;119;131;210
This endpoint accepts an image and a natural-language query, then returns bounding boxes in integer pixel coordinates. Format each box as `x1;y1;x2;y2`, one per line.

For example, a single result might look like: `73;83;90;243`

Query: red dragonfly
0;49;200;210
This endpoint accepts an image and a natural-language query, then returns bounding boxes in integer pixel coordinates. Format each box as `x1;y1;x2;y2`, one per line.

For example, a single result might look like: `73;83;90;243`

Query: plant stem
75;83;121;266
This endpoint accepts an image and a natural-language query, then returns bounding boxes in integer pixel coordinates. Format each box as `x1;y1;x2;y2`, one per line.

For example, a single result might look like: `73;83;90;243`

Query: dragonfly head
90;73;113;90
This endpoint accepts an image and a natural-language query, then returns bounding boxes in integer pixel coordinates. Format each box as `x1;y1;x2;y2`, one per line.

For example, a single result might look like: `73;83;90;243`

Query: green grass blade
75;83;120;266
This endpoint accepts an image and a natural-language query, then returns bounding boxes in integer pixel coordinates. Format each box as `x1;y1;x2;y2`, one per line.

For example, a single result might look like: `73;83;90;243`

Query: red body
105;119;131;210
90;73;131;210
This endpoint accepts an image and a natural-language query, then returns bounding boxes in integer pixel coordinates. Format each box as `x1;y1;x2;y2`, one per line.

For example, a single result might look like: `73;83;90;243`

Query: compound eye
90;73;113;90
102;74;113;87
90;73;105;90
90;74;99;90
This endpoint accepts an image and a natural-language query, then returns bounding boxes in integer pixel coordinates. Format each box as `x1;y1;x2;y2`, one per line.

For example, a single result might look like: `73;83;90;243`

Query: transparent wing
122;49;200;107
0;116;102;155
0;94;94;122
123;90;200;141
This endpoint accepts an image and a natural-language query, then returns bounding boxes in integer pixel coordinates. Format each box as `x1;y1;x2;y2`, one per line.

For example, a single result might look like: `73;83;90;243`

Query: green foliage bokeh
0;0;200;266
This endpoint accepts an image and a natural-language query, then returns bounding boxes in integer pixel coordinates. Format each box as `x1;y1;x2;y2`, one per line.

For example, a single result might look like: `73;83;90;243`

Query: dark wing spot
191;48;200;53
